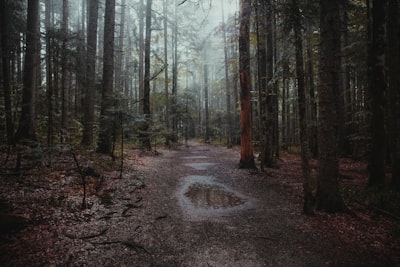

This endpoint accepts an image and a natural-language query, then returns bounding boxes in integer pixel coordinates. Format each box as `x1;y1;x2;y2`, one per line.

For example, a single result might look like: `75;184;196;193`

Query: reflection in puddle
183;162;215;170
181;156;209;160
184;183;245;208
177;176;252;220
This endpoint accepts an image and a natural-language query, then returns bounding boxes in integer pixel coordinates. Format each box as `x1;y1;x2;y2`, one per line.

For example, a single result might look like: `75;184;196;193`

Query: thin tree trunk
291;0;313;214
305;0;318;158
61;0;69;142
116;0;126;93
239;0;255;169
138;0;144;113
163;0;169;130
204;64;210;143
221;1;232;148
141;0;152;150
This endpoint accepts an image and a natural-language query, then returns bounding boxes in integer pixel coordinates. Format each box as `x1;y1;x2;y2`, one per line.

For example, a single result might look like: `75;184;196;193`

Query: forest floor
0;140;399;266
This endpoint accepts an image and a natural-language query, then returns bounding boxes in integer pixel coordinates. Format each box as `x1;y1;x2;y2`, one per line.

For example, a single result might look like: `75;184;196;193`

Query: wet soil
0;140;398;266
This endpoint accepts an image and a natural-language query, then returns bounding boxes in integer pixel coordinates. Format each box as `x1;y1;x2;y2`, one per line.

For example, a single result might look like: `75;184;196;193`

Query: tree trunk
82;0;99;147
221;1;232;148
141;0;152;150
259;0;276;167
387;0;400;190
204;64;210;143
61;0;69;142
138;0;144;114
316;0;346;212
16;0;39;142
116;0;126;93
256;1;267;171
305;0;318;158
367;0;386;186
239;0;256;169
97;0;116;155
163;0;169;130
45;0;54;159
0;1;16;146
291;0;314;214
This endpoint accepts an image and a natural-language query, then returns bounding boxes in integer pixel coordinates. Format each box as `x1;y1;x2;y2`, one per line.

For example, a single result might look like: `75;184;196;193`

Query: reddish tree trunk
239;0;255;169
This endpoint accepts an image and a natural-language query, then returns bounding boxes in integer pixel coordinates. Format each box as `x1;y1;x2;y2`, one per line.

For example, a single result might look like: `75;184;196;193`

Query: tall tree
239;0;256;169
367;0;386;186
387;0;400;189
82;0;99;147
316;0;345;212
60;0;69;142
97;0;116;155
291;0;313;214
0;0;16;146
221;1;232;148
115;0;126;93
141;0;152;150
138;0;144;113
16;0;39;142
255;0;267;170
204;64;210;143
163;0;169;130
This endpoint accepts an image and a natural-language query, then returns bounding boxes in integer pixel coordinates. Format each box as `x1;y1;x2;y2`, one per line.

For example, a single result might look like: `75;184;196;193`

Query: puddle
177;176;252;220
184;183;245;208
181;156;209;160
183;162;215;170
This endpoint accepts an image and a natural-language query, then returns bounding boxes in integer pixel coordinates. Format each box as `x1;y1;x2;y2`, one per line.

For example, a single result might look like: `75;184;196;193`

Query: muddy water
183;162;216;170
176;175;252;220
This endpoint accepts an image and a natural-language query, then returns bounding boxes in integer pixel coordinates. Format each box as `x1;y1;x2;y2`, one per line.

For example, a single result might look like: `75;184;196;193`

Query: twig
90;240;151;254
64;228;109;239
122;203;143;217
71;151;86;209
121;240;151;254
81;228;109;239
155;214;167;220
178;0;188;6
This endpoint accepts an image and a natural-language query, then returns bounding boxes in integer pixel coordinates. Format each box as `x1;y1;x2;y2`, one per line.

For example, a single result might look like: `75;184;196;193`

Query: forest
0;0;400;265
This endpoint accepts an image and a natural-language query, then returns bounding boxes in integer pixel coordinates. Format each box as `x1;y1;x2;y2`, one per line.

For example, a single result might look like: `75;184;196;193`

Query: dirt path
114;140;389;266
0;140;395;266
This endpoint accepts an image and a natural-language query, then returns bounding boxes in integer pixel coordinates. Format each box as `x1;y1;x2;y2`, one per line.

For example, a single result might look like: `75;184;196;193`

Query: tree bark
367;0;386;186
16;0;39;142
82;0;99;147
239;0;256;169
387;0;400;190
221;1;232;148
0;1;16;146
291;0;314;214
316;0;346;212
141;0;152;150
163;0;169;130
97;0;116;155
61;0;69;142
